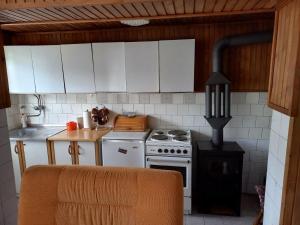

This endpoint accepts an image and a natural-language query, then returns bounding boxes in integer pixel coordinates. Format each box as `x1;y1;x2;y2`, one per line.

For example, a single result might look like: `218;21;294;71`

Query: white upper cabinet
31;45;65;93
93;42;126;92
61;44;95;93
159;39;195;92
125;41;159;93
4;46;36;94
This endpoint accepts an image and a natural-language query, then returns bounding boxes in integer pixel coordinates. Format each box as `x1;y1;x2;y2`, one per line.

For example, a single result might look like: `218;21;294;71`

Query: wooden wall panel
5;18;274;92
0;31;11;109
268;0;300;116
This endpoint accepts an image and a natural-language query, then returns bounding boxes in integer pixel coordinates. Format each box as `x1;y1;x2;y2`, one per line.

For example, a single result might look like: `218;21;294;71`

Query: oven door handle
147;158;191;164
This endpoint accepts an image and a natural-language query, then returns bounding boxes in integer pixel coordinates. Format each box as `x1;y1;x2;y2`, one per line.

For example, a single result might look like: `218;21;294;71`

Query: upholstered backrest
18;166;183;225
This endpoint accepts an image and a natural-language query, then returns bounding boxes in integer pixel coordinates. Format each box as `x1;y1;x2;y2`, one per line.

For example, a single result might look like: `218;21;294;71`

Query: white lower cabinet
23;141;49;167
10;140;49;194
77;142;98;165
53;141;73;165
10;141;21;194
52;141;98;166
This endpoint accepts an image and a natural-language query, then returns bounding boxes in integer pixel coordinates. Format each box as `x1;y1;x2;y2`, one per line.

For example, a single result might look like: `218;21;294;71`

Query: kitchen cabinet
125;41;159;92
4;46;36;94
10;140;49;194
77;141;100;165
159;39;195;92
93;42;126;92
52;141;74;165
31;45;65;93
23;141;49;167
61;44;95;93
51;141;100;165
268;0;300;116
10;141;23;194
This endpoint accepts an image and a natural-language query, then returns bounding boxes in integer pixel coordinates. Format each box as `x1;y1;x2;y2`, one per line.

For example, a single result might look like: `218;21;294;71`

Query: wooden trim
72;141;79;164
267;10;278;109
0;0;164;10
0;8;275;31
0;31;11;109
267;102;290;116
46;140;54;164
17;141;26;175
95;141;101;166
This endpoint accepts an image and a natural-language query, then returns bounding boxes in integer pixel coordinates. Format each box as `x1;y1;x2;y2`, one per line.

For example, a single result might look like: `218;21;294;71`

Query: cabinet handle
78;145;81;155
14;144;19;154
68;145;72;155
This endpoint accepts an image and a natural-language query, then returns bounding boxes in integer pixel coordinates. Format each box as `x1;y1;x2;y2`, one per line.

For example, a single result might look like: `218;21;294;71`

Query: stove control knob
158;149;162;153
177;149;181;154
164;149;169;153
183;150;188;154
170;149;175;153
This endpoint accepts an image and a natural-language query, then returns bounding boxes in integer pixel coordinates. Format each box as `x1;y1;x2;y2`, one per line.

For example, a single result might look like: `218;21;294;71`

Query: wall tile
86;94;97;104
107;93;118;104
154;104;166;115
237;105;251;116
76;94;87;104
166;104;177;115
56;94;67;103
255;117;270;128
139;94;150;104
66;94;76;103
96;93;108;103
172;93;183;104
61;104;72;113
183;93;195;104
195;93;205;104
246;93;259;104
182;116;194;127
150;94;161;104
52;104;62;113
249;128;263;139
144;104;155;115
188;104;201;115
128;94;139;104
250;105;264;116
161;93;172;104
134;104;145;114
122;104;133;112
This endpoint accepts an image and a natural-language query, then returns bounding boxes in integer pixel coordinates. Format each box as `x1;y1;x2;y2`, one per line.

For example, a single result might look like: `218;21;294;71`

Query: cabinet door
31;45;65;93
77;142;97;165
93;42;126;92
4;46;36;94
125;41;159;92
23;141;49;167
10;141;22;194
53;141;73;165
268;1;300;116
61;44;95;93
159;39;195;92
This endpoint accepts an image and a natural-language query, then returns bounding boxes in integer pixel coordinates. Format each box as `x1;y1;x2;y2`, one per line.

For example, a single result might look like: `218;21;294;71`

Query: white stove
146;129;192;157
145;129;192;214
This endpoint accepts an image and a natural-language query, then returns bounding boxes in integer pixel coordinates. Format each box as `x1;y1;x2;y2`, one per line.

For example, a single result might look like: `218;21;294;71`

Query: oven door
146;156;191;197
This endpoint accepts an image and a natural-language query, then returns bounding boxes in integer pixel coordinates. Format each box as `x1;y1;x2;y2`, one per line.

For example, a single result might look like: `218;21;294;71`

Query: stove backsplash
6;92;271;194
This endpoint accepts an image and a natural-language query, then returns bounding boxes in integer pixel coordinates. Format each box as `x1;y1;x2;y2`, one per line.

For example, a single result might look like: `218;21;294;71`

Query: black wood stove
195;31;272;216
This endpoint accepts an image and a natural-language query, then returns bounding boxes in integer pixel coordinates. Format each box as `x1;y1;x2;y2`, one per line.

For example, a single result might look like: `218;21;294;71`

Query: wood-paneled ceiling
0;0;277;32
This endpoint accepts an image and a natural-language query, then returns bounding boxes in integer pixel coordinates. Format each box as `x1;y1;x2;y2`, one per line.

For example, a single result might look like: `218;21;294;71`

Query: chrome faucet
20;95;45;126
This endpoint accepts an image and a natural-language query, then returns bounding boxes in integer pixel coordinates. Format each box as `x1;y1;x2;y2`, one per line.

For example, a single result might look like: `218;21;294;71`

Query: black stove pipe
206;31;273;147
212;31;273;72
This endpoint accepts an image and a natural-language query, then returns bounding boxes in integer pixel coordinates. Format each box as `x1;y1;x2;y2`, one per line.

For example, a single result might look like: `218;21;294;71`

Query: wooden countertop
48;128;111;142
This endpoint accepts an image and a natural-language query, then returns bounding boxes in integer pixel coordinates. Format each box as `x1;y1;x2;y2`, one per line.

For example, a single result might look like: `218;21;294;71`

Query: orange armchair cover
18;166;183;225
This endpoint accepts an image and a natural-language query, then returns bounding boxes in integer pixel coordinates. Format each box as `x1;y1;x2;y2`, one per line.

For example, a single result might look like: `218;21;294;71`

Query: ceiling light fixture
120;19;150;26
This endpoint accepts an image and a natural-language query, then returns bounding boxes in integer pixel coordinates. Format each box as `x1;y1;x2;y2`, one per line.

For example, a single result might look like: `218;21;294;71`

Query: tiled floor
185;195;259;225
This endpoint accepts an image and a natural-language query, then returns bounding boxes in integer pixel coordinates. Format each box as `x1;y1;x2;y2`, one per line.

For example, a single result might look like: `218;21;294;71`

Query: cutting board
113;115;148;131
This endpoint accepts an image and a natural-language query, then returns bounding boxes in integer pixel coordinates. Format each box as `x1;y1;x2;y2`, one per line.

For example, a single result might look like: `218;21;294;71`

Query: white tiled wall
0;109;18;225
7;92;272;194
263;111;290;225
